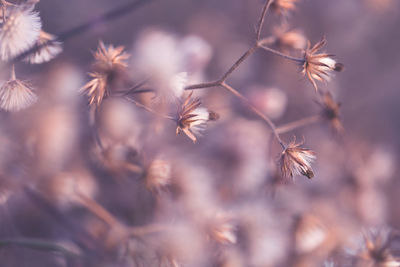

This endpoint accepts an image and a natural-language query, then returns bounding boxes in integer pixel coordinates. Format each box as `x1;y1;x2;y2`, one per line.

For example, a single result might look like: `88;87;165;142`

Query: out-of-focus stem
220;82;286;149
256;0;273;41
276;115;322;134
123;96;174;120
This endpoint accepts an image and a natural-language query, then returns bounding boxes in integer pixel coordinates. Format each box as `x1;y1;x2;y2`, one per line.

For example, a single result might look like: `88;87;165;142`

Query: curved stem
256;0;273;41
259;43;304;63
220;43;259;82
276;115;322;134
123;96;174;120
220;82;286;149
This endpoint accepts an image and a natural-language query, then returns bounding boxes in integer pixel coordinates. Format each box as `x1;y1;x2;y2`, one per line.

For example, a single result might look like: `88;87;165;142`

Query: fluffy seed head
23;31;62;64
0;72;37;111
279;138;316;179
302;38;344;91
0;6;42;61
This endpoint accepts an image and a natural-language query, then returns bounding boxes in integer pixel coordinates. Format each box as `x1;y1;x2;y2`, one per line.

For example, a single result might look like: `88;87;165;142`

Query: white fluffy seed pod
0;79;37;111
0;6;42;61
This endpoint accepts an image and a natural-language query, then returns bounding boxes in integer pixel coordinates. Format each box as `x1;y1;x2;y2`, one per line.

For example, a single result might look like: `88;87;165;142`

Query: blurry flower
81;42;129;106
145;158;172;192
0;5;41;61
132;29;186;101
272;25;307;51
271;0;299;15
346;228;400;267
176;92;219;143
319;91;344;133
23;30;62;64
294;214;328;254
280;138;316;179
208;213;237;245
0;66;37;111
302;38;344;91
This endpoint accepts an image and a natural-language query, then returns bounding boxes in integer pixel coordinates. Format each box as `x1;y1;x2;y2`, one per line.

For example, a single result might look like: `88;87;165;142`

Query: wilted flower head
23;30;62;64
80;42;129;106
346;228;400;267
279;138;316;179
319;91;344;133
302;38;344;91
271;0;299;15
0;67;37;111
0;5;41;61
207;213;237;245
176;92;219;143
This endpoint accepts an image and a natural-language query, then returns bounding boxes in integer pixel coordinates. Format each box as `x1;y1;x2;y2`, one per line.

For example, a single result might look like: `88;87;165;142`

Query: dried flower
279;138;316;179
302;38;344;91
0;67;37;111
319;91;344;133
0;5;41;61
271;0;299;15
347;228;400;267
23;30;62;64
208;213;237;245
176;93;219;143
80;42;129;106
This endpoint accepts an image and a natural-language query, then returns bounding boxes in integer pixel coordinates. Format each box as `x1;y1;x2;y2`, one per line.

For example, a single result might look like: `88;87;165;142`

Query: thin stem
256;0;273;41
220;82;286;149
259;43;305;63
0;238;80;257
185;80;221;90
276;115;322;134
123;96;174;120
13;0;153;62
220;43;259;82
78;193;118;226
129;224;168;237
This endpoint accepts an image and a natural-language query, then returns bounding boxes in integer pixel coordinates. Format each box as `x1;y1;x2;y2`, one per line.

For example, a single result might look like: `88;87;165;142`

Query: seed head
302;38;344;91
80;42;129;106
0;5;41;61
23;31;62;64
272;25;307;51
0;68;37;111
279;138;316;179
271;0;299;16
176;92;218;143
145;158;172;192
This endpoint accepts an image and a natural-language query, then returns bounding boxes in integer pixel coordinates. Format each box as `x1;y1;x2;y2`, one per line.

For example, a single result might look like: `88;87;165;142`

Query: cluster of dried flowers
0;0;61;111
0;0;398;266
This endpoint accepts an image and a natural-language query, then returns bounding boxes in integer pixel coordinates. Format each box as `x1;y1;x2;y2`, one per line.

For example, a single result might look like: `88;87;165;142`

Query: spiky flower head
302;38;343;91
0;67;37;111
23;31;62;64
0;5;41;61
279;138;316;179
271;0;299;16
176;92;219;143
80;42;130;106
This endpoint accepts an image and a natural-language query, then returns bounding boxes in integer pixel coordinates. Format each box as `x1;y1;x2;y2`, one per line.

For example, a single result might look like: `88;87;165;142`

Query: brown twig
256;0;273;41
220;82;286;149
276;115;322;134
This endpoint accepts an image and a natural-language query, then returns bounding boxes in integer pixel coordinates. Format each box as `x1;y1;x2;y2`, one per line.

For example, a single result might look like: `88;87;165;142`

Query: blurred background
0;0;400;266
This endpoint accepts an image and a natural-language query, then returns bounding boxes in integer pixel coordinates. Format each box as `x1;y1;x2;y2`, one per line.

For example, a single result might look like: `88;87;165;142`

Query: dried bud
80;42;129;106
272;25;307;51
208;213;237;245
279;138;316;179
176;92;218;143
302;38;343;91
